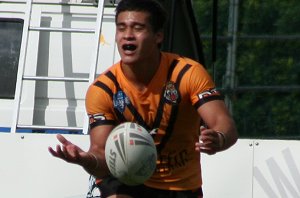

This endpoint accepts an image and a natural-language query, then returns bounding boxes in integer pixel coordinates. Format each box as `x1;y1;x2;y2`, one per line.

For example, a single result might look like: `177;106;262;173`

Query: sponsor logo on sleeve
198;88;219;99
88;113;106;124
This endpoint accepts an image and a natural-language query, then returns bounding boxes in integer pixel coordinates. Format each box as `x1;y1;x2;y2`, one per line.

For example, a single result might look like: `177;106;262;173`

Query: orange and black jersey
86;52;223;191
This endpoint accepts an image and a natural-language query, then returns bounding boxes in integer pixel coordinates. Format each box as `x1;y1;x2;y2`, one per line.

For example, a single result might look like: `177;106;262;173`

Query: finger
201;130;218;138
200;130;219;144
197;141;211;151
56;134;71;145
195;142;205;152
55;144;65;157
61;144;72;159
198;136;219;154
200;134;215;145
203;139;219;150
199;146;216;155
195;142;200;152
65;144;78;159
48;145;64;159
48;146;58;157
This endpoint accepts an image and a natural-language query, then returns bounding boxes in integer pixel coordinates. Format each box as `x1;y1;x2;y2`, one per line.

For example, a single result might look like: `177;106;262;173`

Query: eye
133;24;144;31
117;25;126;32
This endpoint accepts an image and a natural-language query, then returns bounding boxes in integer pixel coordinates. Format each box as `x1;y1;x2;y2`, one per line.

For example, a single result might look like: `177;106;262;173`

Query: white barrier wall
1;135;300;198
0;133;90;198
201;139;300;198
201;139;253;198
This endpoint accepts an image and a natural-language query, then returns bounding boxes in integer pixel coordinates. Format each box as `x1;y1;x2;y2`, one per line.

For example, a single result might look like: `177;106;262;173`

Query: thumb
200;125;206;131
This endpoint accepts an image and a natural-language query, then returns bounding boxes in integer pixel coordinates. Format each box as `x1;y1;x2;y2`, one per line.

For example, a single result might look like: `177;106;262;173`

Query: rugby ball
105;122;157;186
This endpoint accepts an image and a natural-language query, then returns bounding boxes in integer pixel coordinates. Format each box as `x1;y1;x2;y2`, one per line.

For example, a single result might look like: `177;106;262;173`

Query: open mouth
122;44;137;51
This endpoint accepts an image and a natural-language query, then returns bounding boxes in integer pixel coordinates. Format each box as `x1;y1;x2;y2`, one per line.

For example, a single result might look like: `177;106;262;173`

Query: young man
48;0;238;197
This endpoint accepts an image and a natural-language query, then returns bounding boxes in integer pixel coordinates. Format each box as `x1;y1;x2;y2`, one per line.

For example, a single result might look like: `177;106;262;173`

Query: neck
121;52;161;91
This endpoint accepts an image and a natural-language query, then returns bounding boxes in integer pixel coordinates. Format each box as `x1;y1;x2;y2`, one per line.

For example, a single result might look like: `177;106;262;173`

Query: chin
120;55;138;65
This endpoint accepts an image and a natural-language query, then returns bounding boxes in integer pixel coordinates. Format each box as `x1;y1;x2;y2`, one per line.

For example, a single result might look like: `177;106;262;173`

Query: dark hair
115;0;167;33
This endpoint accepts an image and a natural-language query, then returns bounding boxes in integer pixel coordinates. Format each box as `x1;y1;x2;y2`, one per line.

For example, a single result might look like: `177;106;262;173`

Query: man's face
115;11;163;65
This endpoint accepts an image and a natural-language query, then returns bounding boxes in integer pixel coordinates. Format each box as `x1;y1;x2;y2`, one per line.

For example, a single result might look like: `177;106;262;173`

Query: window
0;18;23;99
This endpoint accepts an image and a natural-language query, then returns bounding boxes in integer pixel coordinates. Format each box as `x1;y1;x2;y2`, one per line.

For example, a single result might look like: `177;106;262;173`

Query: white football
105;122;157;186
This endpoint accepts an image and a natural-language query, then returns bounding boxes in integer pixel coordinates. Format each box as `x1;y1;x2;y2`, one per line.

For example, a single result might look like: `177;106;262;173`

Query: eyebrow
116;22;146;27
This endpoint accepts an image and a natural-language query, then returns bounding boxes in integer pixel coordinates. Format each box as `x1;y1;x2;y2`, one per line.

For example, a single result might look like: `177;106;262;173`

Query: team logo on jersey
198;88;219;99
164;81;180;104
113;90;130;113
88;113;106;124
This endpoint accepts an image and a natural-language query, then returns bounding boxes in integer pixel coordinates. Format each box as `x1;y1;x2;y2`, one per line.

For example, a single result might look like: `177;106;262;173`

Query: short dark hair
115;0;167;33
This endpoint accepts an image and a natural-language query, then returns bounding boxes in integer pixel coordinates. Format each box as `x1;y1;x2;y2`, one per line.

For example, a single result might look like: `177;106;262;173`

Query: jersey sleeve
187;63;223;109
85;82;116;129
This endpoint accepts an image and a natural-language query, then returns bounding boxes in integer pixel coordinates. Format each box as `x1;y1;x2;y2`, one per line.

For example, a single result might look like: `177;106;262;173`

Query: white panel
201;139;253;198
0;133;90;198
253;140;300;198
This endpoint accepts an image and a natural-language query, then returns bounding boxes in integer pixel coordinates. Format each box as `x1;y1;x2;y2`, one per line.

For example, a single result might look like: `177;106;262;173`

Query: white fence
0;135;299;198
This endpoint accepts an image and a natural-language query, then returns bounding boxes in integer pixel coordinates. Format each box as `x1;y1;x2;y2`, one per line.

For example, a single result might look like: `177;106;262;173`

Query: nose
123;28;134;40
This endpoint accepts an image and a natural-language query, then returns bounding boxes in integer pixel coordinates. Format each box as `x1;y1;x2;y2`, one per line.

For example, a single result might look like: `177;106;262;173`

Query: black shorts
95;176;203;198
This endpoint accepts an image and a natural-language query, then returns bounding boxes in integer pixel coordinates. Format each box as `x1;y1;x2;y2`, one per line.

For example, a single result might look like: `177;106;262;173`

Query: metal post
82;0;106;134
224;0;239;114
11;0;33;133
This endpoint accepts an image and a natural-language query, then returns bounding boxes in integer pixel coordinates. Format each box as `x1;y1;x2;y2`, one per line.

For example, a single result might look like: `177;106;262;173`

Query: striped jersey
86;52;223;190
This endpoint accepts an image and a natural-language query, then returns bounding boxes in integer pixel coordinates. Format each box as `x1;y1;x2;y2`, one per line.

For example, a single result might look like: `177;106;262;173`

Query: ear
155;31;164;45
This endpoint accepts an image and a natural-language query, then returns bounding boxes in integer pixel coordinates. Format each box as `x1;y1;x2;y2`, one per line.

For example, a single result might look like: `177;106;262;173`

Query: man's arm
85;124;114;178
196;100;238;154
